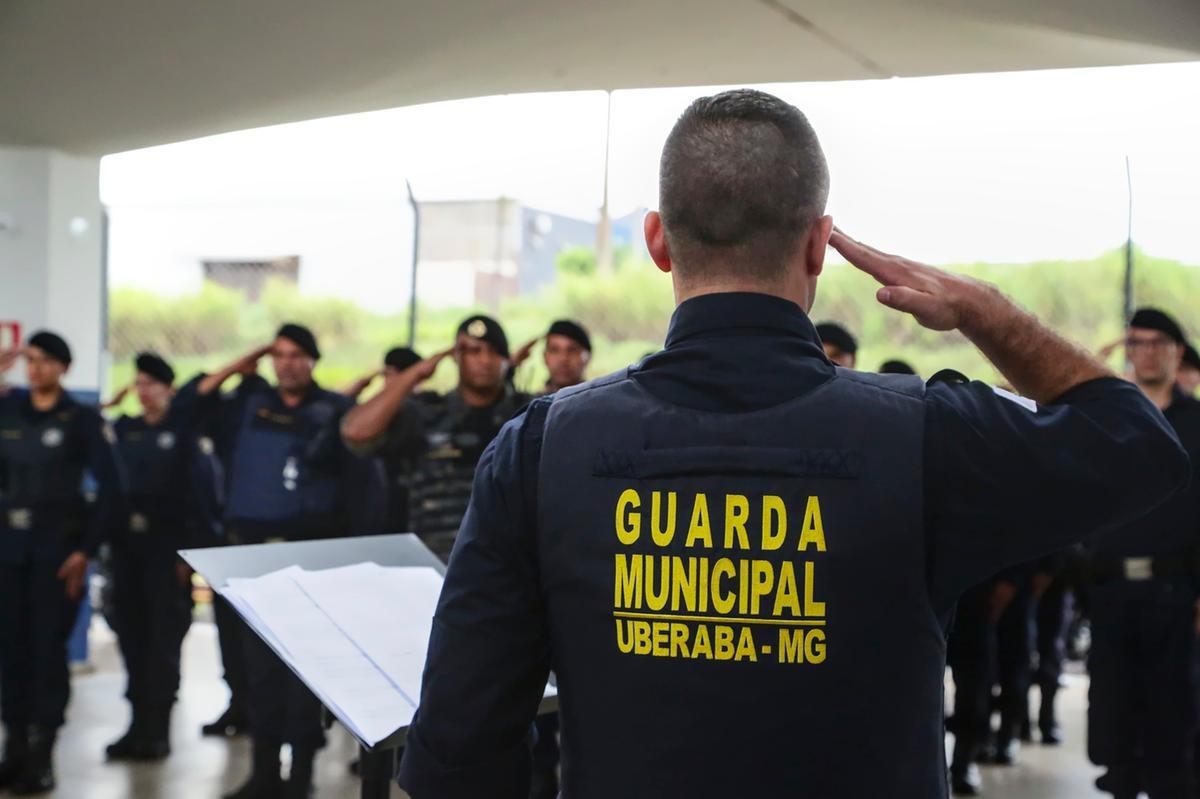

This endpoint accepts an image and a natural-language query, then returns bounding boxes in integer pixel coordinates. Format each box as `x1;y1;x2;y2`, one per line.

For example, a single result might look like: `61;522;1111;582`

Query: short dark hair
659;89;829;282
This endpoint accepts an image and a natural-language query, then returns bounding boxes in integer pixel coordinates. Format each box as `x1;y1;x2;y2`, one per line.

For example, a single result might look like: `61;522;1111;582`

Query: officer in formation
340;314;530;561
102;353;223;762
180;323;373;799
396;88;1187;798
1180;343;1200;396
510;319;593;395
814;320;857;367
1087;308;1200;799
0;332;124;794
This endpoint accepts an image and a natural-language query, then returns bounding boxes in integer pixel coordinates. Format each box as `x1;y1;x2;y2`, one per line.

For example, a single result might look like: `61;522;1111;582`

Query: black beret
547;319;592;352
275;323;321;360
384;346;422;372
879;359;916;375
135;352;175;386
1129;308;1186;345
457;315;510;358
815;322;858;355
1183;343;1200;371
27;330;71;366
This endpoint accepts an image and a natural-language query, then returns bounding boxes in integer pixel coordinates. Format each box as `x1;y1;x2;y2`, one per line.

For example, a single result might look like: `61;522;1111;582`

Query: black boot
137;703;172;760
0;726;29;788
284;746;317;799
204;703;249;737
225;738;283;799
950;762;982;796
106;704;146;761
1039;683;1063;745
11;726;55;796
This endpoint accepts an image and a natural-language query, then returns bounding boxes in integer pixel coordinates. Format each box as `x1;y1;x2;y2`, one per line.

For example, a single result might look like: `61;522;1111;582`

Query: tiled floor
20;621;1103;798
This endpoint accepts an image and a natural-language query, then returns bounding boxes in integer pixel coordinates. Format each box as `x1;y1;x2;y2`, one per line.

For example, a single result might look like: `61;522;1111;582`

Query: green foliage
107;247;1200;402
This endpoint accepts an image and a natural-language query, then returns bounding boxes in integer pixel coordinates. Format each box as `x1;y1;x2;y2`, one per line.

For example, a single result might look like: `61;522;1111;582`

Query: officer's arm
341;348;450;452
195;345;271;396
924;376;1189;609
398;405;551;799
80;411;128;557
830;230;1109;401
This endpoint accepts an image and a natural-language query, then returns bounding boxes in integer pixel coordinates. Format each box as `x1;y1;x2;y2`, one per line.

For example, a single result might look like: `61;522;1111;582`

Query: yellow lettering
736;626;758;662
779;628;804;663
616;619;634;653
650;491;677;547
685;493;713;548
724;495;750;549
761;495;787;551
670;556;697;612
645;556;669;612
616;489;641;545
614;554;642;609
715;626;735;660
711;559;736;614
633;621;652;655
692;624;712;659
749;560;774;615
772;561;801;617
804;561;826;617
798;496;827;552
805;628;827;664
652;622;670;657
670;623;689;658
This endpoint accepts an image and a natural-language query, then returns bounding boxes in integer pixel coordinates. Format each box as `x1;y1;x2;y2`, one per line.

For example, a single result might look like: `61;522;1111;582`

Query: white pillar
0;147;105;396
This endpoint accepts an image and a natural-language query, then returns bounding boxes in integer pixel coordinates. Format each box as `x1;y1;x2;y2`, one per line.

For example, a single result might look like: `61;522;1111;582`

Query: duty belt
1091;549;1197;584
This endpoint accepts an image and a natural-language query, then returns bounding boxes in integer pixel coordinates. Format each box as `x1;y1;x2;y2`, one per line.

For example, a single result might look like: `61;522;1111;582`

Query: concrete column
0;147;105;395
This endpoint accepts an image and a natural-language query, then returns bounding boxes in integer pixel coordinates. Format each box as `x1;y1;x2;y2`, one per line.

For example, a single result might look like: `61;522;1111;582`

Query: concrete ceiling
2;0;1198;155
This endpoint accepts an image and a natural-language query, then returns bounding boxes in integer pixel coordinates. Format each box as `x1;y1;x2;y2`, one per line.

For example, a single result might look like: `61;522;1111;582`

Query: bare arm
829;229;1111;403
341;348;451;445
343;369;383;401
196;345;271;396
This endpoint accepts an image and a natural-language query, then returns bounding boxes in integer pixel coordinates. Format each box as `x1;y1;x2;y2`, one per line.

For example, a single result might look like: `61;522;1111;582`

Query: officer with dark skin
1088;308;1200;799
182;323;362;799
510;320;593;395
815;321;857;368
395;89;1189;799
103;353;222;762
340;315;530;562
0;332;124;795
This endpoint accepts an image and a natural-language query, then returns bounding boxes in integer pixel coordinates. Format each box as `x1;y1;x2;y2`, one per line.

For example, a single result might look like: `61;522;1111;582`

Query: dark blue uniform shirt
398;292;1187;797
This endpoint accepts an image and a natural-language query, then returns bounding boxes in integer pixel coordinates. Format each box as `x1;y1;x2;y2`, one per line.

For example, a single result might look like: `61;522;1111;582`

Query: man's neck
30;386;63;412
278;384;311;409
458;383;503;408
144;406;168;425
1137;379;1176;411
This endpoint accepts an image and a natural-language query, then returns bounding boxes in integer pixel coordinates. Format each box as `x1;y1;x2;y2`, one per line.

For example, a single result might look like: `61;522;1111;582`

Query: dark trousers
213;593;249;713
0;555;82;730
110;541;193;734
996;585;1035;744
949;581;996;770
1036;581;1072;691
1089;579;1197;799
241;623;325;748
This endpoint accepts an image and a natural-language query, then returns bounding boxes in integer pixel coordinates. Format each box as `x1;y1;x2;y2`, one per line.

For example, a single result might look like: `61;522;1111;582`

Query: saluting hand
234;344;272;377
406;347;454;384
510;336;543;370
0;346;23;374
829;228;991;332
57;551;89;601
100;383;132;410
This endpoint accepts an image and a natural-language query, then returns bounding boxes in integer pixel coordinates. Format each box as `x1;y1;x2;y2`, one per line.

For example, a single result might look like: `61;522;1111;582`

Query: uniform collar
664;292;830;360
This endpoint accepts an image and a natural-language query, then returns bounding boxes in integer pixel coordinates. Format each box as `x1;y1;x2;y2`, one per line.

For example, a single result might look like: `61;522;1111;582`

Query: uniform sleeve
343;405;424;460
397;401;552;799
80;410;127;556
924;376;1189;610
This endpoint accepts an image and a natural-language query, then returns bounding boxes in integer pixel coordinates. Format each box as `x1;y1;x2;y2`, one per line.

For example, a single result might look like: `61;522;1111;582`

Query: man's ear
806;215;834;279
645;211;673;274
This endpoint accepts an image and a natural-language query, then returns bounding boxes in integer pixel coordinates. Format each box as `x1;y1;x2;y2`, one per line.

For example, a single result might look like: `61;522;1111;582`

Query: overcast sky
102;60;1200;282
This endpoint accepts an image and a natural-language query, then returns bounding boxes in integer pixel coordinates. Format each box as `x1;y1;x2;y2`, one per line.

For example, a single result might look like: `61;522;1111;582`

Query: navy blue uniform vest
224;389;344;530
537;368;947;798
0;402;89;510
114;411;222;546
